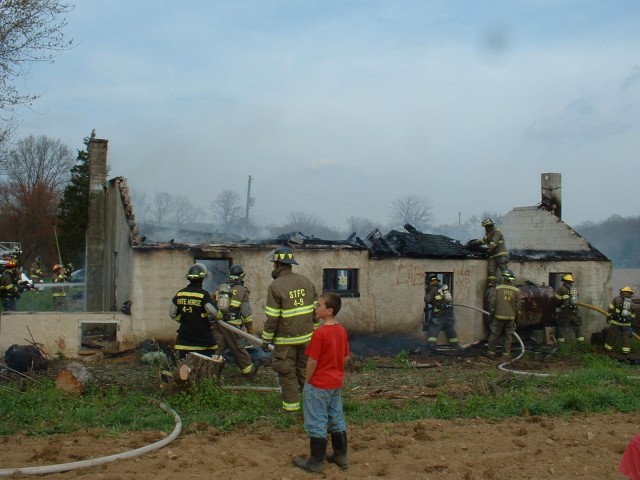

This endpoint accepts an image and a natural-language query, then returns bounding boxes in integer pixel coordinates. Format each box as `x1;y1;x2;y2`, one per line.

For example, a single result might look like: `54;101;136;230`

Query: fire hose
0;401;182;477
451;303;545;376
578;302;640;342
215;320;274;351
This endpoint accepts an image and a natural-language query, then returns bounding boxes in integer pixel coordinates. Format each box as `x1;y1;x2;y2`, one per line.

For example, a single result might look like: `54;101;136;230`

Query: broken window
323;269;359;298
424;272;454;324
548;272;566;290
425;272;454;292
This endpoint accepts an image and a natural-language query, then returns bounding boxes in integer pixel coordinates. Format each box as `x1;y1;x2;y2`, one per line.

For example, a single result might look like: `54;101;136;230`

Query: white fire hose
0;401;182;477
215;320;275;351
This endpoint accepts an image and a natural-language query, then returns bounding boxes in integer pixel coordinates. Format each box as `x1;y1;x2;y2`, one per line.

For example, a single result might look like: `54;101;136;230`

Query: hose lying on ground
0;401;182;477
453;302;555;377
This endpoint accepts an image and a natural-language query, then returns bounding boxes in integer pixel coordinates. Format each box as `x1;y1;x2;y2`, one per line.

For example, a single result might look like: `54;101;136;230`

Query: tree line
0;132;637;274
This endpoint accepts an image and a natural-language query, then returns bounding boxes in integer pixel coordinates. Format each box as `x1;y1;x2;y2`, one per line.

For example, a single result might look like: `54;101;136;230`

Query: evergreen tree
57;135;90;267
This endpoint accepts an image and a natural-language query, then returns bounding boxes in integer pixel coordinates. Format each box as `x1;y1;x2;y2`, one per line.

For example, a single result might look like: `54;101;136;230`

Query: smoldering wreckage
0;143;638;475
0;164;637;375
2;220;637;379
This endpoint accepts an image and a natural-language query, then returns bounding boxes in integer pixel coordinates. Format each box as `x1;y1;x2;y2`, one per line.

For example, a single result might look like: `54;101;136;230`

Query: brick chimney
541;172;561;219
86;136;109;311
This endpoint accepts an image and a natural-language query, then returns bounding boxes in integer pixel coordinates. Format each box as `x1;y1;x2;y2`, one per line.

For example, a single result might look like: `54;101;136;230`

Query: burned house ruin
0;141;613;358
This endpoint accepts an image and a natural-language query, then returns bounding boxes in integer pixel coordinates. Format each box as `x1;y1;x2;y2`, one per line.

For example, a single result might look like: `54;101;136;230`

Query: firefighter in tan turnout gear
604;286;636;356
486;269;521;358
424;276;460;349
470;218;509;285
212;264;259;378
51;264;67;311
30;256;45;284
261;246;318;414
554;273;584;343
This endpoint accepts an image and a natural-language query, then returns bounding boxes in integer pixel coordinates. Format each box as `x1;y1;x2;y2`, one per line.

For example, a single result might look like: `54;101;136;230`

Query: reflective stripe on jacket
262;266;318;345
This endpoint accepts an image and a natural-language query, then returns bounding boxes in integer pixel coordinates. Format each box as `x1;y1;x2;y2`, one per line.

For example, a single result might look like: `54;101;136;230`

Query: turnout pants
271;343;308;412
555;308;584;343
487;256;509;284
604;323;632;355
426;309;459;347
487;318;516;356
212;322;254;375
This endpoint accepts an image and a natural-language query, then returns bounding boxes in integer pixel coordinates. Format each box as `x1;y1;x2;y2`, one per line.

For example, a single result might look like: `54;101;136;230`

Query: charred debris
140;223;484;260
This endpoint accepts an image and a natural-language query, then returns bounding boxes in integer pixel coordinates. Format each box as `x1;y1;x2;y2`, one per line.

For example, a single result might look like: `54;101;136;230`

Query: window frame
322;268;360;298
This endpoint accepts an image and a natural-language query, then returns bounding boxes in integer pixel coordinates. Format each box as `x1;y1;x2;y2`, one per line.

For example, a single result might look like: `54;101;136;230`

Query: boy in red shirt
293;292;350;473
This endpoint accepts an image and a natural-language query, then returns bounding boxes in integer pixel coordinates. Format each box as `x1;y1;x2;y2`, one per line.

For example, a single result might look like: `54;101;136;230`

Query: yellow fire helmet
620;286;634;295
562;274;574;283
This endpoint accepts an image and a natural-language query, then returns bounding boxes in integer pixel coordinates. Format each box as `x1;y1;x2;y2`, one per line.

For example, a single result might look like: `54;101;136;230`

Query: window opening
196;258;231;293
323;269;359;297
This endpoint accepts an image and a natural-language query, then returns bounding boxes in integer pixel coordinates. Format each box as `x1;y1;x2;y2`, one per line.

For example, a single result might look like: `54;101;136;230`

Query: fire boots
293;437;326;473
326;431;348;470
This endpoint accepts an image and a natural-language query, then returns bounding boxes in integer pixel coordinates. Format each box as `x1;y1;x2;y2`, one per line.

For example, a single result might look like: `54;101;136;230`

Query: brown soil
0;345;637;479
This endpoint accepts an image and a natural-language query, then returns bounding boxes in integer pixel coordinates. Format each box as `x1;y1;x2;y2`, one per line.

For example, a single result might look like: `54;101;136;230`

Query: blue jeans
302;383;347;438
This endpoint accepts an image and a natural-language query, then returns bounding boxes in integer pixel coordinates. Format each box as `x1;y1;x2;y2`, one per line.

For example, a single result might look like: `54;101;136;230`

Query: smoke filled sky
13;0;640;230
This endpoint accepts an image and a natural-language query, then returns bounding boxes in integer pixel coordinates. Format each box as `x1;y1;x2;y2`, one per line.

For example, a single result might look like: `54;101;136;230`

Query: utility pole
245;175;254;221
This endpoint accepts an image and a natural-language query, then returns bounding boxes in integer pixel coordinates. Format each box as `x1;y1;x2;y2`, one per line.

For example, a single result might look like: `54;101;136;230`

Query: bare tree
211;190;243;230
267;211;342;240
131;190;150;224
287;211;322;232
0;1;74;151
151;191;173;226
0;134;74;192
0;0;74;112
346;216;378;237
172;195;204;226
389;194;433;231
0;134;74;262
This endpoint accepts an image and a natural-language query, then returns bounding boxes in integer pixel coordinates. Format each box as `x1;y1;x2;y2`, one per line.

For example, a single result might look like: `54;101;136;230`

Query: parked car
70;269;85;283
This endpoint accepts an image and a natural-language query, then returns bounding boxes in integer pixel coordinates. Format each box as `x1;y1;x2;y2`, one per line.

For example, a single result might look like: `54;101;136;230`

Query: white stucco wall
0;312;143;358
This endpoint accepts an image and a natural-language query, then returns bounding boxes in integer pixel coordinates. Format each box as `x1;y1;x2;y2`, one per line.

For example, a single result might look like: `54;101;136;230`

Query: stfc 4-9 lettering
289;289;307;306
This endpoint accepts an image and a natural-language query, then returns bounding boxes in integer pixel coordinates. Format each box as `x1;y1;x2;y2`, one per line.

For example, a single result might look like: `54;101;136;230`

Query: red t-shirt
305;323;350;390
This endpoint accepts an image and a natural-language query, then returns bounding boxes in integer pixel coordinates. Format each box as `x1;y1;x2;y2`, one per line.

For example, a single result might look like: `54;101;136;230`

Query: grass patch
1;345;640;437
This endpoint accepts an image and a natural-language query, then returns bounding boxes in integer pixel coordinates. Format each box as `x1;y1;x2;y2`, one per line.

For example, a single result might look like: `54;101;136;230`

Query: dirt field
0;344;638;480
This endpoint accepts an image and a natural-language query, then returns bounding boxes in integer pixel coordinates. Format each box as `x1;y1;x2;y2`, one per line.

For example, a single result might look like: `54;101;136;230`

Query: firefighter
30;256;45;284
424;276;460;349
51;264;67;311
211;264;259;378
554;273;584;343
604;286;636;356
169;263;220;359
486;269;521;358
0;260;20;311
261;246;318;414
63;263;74;281
470;218;510;285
